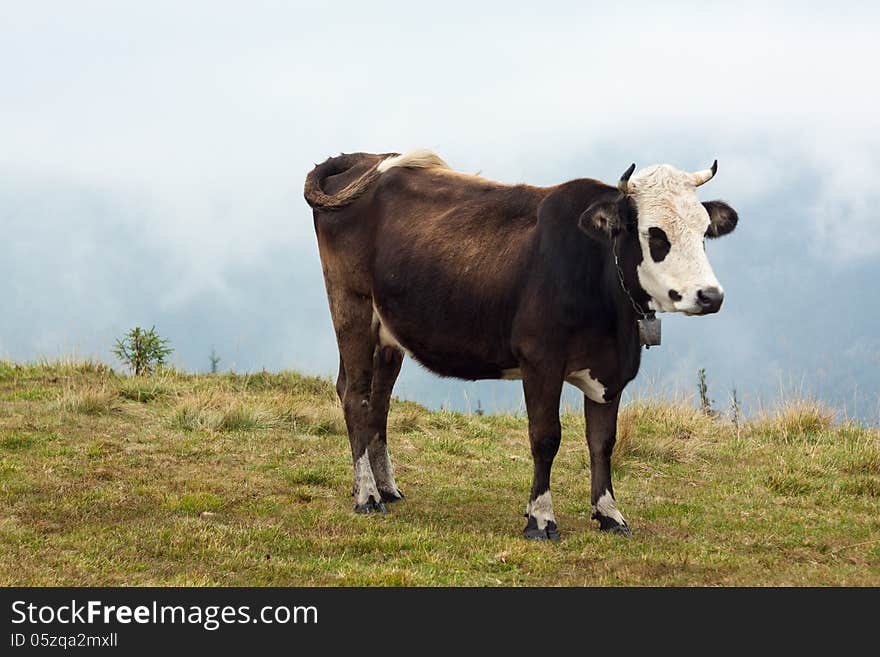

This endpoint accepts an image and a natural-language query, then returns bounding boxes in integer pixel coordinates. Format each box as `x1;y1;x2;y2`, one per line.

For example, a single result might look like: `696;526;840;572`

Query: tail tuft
376;149;450;173
304;149;449;211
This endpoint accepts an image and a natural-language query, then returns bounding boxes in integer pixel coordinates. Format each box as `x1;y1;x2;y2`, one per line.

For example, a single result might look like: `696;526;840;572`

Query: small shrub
112;326;173;376
209;348;221;374
697;368;716;417
730;387;741;432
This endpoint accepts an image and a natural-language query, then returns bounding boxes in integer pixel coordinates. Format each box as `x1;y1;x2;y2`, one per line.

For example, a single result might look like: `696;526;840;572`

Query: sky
1;1;879;421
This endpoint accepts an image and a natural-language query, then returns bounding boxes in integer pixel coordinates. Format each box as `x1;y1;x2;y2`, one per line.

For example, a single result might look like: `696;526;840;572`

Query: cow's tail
304;153;386;211
303;149;450;211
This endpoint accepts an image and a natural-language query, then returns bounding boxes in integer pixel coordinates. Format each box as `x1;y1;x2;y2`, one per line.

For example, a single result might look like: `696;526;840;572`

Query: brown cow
304;149;737;539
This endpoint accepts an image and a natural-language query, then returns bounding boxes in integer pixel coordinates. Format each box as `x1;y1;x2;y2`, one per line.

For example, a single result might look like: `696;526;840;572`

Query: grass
0;359;878;586
58;385;120;415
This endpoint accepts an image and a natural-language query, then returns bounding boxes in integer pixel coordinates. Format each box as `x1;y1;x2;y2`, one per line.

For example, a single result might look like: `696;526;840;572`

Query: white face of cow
627;164;728;315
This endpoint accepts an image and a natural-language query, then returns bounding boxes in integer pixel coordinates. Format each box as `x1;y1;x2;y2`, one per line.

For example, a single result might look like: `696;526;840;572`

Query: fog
2;2;878;421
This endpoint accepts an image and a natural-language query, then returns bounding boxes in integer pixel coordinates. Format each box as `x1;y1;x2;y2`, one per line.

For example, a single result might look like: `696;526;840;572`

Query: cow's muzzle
696;287;724;314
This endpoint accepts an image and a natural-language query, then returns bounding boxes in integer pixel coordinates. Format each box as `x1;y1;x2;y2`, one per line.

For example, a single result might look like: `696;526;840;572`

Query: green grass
0;359;878;586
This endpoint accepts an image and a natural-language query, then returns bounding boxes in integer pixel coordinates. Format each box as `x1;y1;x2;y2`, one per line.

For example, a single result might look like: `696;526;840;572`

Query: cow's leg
335;357;346;404
367;345;405;502
332;295;385;514
584;392;630;536
520;364;564;541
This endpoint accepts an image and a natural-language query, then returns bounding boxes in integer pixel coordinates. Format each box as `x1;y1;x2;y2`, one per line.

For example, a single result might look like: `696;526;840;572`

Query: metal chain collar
611;237;653;321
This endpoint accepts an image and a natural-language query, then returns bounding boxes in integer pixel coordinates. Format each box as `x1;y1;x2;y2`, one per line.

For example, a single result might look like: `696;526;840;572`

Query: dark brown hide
305;152;647;535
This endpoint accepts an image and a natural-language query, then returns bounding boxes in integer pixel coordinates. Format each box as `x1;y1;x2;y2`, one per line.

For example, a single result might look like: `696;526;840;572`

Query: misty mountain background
2;3;878;422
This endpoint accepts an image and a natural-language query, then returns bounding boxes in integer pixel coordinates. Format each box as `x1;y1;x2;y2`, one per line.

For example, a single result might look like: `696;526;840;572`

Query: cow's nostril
696;287;724;313
669;289;682;301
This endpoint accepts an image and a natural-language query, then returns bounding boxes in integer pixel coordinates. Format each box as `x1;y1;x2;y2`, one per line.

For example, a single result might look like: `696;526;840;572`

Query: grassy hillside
1;359;878;586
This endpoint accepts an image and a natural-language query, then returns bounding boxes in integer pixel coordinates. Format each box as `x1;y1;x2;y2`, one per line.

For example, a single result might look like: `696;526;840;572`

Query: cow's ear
578;200;622;241
703;201;738;238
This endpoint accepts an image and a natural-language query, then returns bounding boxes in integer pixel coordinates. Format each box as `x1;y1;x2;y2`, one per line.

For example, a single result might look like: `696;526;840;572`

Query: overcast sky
2;2;878;421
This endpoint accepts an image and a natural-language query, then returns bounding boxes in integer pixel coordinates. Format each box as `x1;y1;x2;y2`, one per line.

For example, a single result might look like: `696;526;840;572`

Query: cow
303;149;738;539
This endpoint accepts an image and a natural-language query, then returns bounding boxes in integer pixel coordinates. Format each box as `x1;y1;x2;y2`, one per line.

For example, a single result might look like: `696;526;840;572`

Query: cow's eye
647;227;671;262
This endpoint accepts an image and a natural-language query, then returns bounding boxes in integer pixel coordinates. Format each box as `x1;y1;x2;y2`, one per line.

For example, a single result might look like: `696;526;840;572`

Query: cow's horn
693;160;718;187
618;163;636;194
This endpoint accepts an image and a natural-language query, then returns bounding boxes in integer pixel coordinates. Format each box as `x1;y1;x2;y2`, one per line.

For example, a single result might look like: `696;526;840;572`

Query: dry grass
615;401;716;464
747;399;837;443
278;397;347;436
168;391;281;433
58;385;120;415
1;358;878;586
389;404;428;434
115;375;180;403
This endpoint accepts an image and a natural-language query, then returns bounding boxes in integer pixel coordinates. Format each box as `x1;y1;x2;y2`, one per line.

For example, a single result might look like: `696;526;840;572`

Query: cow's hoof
595;514;631;536
599;525;632;537
354;498;387;514
523;516;561;541
380;488;405;503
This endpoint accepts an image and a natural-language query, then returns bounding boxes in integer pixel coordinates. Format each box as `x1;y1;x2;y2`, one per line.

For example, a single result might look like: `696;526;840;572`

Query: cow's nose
696;287;724;314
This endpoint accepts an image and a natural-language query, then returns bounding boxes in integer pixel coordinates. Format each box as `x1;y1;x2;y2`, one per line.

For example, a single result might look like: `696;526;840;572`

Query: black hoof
523;515;561;541
593;513;631;536
354;497;387;514
380;488;405;503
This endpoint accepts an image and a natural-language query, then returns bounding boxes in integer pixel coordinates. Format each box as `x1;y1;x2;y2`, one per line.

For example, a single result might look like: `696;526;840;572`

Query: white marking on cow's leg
501;368;522;380
565;368;607;403
593;489;627;527
353;451;382;508
527;490;556;531
369;434;402;499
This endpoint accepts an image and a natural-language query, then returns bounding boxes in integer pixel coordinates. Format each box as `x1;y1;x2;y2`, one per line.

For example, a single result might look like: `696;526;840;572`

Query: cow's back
308;152;558;379
369;167;551;378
